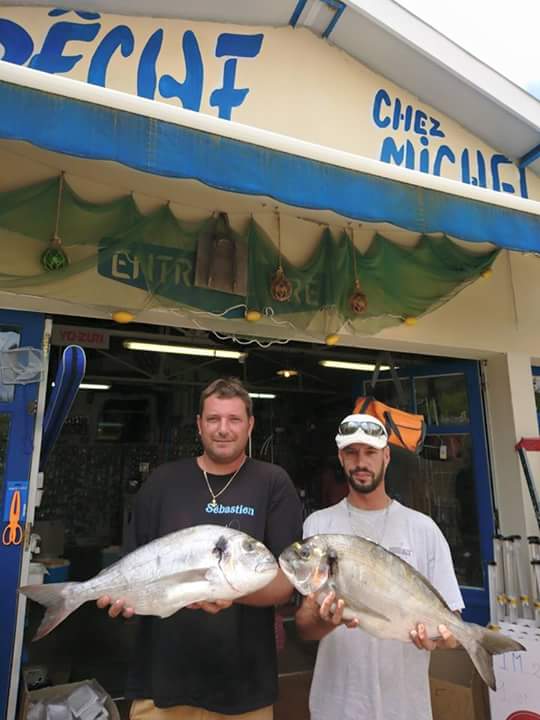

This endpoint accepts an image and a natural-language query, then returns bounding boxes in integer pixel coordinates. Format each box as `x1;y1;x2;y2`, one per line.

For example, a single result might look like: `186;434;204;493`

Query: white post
7;319;52;720
484;353;540;620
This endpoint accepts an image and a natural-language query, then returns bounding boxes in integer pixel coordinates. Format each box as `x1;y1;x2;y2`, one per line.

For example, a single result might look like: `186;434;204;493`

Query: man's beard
346;467;384;495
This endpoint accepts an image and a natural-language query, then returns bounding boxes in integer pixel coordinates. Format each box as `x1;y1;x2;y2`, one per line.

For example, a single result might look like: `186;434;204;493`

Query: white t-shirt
303;498;464;720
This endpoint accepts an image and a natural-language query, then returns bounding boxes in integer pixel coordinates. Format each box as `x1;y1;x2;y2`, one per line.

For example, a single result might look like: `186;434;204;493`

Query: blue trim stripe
518;143;540;169
0;310;44;720
322;1;346;38
0;80;539;253
289;0;308;27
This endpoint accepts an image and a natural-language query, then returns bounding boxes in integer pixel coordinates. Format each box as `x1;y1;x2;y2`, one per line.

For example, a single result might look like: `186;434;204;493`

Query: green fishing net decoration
41;238;69;271
0;176;499;334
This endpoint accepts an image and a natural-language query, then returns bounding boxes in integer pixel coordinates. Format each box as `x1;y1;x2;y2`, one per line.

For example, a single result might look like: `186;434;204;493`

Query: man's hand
237;569;294;607
319;591;359;629
410;623;459;651
296;591;358;641
96;596;135;619
186;600;232;614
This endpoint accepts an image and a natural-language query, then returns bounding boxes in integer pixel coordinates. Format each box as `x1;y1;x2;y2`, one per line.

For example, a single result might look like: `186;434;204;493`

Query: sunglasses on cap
337;419;387;438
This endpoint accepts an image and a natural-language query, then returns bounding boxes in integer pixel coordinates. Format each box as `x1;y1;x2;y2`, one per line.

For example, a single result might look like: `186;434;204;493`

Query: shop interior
21;316;485;715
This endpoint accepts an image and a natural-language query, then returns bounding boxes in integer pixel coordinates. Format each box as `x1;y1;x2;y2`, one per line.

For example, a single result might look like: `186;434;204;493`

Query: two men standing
100;380;462;720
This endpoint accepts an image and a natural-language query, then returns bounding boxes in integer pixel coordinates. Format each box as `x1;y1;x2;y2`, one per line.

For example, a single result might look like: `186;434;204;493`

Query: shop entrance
19;316;494;713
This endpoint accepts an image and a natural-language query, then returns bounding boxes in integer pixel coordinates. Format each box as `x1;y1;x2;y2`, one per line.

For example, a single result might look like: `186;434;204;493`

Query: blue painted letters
0;19;34;64
210;33;264;119
29;20;100;74
159;30;203;112
137;29;163;100
1;11;264;120
88;25;134;87
373;87;529;198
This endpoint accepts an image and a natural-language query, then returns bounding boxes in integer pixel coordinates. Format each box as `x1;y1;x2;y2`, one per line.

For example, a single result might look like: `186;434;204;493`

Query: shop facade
0;2;539;718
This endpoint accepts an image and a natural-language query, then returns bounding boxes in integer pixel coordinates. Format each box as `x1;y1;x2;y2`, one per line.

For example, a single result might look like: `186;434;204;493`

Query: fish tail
19;582;82;641
460;624;525;691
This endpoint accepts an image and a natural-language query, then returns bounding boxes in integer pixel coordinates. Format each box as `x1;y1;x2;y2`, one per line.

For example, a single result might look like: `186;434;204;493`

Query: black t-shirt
124;457;303;714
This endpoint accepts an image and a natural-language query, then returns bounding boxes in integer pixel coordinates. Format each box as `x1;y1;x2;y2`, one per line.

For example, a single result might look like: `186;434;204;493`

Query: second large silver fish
279;533;525;690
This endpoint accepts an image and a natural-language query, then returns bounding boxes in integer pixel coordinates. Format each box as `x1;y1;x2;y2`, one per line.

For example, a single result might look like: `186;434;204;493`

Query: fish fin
149;568;216;586
158;584;216;616
204;567;226;584
156;567;227;615
461;625;526;691
19;582;81;641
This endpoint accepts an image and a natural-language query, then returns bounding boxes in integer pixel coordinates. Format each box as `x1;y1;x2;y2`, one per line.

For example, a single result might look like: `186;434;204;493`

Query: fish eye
242;539;256;553
298;547;311;560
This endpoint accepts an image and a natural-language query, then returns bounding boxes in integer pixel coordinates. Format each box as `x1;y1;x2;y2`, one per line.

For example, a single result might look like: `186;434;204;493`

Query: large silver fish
279;534;525;690
21;525;278;641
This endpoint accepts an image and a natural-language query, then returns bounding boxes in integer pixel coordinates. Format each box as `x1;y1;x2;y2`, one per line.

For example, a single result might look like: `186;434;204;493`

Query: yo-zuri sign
0;8;264;120
51;324;110;349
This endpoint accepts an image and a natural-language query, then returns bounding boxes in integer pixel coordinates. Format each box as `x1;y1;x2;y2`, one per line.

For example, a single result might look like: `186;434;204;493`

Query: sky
396;0;540;99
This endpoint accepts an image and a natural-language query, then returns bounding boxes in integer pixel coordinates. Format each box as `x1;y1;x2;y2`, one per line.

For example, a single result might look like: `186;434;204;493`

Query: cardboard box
275;672;311;720
429;648;489;720
489;621;540;719
18;679;120;720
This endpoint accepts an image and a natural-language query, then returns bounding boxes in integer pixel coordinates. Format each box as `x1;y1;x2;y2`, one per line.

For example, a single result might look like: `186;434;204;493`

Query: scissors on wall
2;490;23;546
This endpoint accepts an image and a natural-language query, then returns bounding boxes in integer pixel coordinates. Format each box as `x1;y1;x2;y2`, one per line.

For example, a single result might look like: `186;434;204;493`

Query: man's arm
237;569;294;607
183;570;295;614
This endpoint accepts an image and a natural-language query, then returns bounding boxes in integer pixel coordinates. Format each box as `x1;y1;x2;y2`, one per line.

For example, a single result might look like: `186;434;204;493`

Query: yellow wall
1;7;538;202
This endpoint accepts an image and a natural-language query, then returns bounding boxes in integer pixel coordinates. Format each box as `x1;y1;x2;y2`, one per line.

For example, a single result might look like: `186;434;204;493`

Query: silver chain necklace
346;498;393;546
201;458;246;507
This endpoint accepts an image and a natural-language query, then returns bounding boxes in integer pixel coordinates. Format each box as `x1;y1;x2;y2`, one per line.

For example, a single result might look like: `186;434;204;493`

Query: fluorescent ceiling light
319;360;391;372
80;383;111;390
249;393;276;399
123;340;245;360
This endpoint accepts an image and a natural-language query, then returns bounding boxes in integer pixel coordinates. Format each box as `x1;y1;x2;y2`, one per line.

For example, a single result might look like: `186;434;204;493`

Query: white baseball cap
335;414;388;451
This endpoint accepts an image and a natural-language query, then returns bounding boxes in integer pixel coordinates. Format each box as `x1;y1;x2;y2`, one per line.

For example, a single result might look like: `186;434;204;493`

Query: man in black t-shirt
97;377;303;719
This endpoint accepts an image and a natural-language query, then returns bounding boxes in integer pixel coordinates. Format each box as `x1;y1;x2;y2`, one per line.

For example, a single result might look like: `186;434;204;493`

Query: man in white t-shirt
296;413;464;720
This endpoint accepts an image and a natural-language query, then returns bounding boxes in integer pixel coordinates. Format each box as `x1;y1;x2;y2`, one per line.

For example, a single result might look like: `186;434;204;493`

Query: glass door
363;361;493;624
